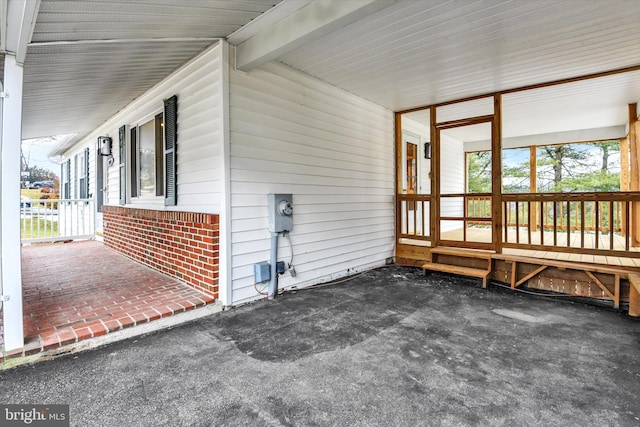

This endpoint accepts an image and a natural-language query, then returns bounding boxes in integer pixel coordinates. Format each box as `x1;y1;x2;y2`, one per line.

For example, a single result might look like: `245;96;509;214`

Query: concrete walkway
1;266;639;426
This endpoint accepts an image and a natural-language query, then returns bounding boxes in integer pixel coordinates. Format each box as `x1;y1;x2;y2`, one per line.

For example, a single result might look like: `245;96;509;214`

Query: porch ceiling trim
0;0;6;53
4;0;40;65
28;37;222;48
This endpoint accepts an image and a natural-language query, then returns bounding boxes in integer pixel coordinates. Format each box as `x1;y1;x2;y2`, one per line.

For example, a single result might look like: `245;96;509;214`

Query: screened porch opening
396;68;640;267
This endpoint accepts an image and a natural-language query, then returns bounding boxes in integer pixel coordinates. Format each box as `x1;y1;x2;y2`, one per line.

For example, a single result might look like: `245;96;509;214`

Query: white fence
21;198;95;243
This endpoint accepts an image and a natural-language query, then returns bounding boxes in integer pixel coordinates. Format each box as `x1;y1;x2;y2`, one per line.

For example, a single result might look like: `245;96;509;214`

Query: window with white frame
76;147;89;199
62;159;71;199
119;95;177;206
131;113;164;198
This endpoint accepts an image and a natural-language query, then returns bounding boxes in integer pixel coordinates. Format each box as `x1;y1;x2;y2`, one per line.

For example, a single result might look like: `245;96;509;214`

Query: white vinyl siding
229;62;395;304
61;43;225;214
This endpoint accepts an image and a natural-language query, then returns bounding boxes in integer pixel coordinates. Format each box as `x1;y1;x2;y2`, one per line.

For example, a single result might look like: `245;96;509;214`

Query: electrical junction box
254;261;270;283
268;193;293;233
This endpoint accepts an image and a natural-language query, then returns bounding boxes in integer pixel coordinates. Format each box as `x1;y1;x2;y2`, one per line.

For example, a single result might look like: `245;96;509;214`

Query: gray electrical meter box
268;193;293;233
254;261;270;283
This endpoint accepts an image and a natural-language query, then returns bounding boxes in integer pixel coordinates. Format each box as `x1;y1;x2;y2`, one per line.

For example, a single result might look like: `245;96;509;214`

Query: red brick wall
102;206;219;299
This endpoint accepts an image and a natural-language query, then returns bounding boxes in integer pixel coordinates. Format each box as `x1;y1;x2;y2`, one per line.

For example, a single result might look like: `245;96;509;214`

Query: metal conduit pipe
268;232;278;299
0;79;3;313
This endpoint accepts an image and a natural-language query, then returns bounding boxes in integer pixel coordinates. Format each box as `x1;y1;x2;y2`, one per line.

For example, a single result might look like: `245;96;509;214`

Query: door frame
431;96;502;251
395;94;503;254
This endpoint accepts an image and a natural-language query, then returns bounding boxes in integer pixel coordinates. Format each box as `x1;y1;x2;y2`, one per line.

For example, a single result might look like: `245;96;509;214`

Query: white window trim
130;109;164;202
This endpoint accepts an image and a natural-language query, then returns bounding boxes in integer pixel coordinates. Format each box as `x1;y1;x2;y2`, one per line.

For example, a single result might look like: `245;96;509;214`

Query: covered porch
3;0;640;355
0;241;215;362
395;71;640;314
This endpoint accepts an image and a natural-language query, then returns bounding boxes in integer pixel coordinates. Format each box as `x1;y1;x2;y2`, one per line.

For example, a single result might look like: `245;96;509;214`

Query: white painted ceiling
15;0;640;144
277;0;640;142
21;0;283;140
278;0;640;112
402;69;640;144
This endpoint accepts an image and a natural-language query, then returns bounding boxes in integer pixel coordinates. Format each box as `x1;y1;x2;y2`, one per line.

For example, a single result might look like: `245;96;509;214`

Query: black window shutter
96;146;104;212
154;113;164;196
84;147;90;198
74;154;78;198
119;125;127;205
85;147;90;191
164;95;178;206
65;159;71;199
130;127;137;198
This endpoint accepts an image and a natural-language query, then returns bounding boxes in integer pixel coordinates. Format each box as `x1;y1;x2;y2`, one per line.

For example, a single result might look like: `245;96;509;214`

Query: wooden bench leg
484;259;492;289
629;274;640;317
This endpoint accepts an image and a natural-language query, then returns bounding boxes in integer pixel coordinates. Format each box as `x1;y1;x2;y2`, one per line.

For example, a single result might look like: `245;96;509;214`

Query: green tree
500;148;530;193
560;170;620;192
563;140;620;192
502;164;530;193
26;165;57;182
467;151;491;193
468;141;621;194
591;140;619;173
537;144;590;191
21;165;59;189
537;141;619;192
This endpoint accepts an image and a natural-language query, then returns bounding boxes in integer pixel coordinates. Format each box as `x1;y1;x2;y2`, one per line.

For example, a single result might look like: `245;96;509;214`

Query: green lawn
21;189;43;200
20;217;58;239
21;189;61;239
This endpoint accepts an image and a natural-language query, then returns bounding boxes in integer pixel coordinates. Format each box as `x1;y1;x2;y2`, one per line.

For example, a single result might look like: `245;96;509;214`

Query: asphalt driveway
1;266;639;426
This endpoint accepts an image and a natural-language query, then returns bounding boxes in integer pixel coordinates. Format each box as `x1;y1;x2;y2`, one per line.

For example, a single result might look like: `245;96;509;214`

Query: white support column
218;41;233;307
1;54;25;352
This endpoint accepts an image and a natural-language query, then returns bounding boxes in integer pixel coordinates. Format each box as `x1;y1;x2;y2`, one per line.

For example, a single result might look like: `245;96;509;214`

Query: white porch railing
21;198;95;243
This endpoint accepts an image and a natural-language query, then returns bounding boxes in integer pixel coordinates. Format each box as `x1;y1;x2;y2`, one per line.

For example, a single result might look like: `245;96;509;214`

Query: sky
21;137;64;177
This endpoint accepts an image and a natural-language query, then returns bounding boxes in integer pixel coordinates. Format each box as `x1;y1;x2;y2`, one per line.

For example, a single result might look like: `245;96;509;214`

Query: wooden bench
492;254;630;309
430;246;493;260
423;247;494;288
422;263;491;287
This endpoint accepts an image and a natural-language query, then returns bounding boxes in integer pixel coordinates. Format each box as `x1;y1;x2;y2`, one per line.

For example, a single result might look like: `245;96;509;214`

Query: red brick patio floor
1;240;215;362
